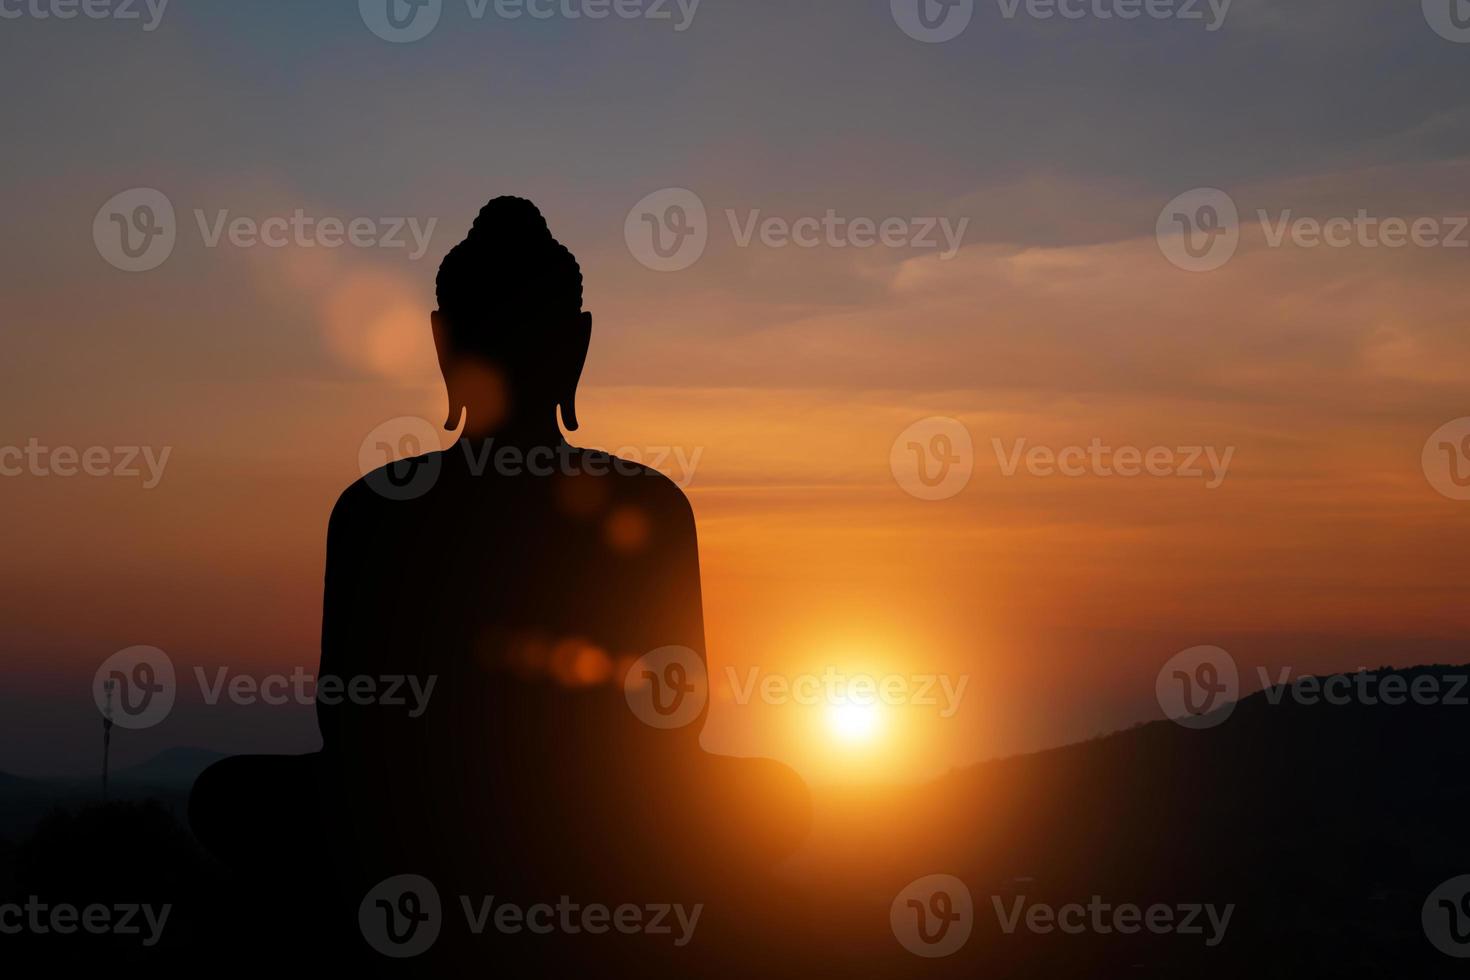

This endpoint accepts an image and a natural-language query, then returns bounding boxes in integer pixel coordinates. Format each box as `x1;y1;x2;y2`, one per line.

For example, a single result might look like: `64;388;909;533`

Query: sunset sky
2;0;1468;783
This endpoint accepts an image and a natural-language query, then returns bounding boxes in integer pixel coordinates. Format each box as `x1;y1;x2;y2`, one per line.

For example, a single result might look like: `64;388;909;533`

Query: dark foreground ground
4;665;1470;977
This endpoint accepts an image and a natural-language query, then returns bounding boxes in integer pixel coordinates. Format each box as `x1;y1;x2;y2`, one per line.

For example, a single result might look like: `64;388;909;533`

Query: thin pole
101;680;114;802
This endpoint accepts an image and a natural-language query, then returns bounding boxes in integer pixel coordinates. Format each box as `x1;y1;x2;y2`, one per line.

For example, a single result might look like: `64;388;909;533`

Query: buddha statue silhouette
190;197;810;924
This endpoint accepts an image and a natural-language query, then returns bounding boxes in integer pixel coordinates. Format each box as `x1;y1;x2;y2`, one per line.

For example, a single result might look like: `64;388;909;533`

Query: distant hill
0;770;46;793
802;664;1470;978
0;770;79;842
108;747;225;791
0;747;224;841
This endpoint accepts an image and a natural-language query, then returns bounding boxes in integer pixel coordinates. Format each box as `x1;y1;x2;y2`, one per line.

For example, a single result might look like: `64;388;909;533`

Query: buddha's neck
460;412;565;451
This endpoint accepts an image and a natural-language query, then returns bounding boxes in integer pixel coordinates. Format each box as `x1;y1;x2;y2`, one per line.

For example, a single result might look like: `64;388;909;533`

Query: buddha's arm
316;492;359;753
658;489;707;664
632;482;711;740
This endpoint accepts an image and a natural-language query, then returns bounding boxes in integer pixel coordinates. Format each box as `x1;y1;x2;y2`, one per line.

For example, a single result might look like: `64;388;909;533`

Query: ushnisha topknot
435;196;584;331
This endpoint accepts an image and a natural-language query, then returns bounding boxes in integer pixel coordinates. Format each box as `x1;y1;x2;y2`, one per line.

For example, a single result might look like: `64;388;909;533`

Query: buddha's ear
431;311;465;431
558;311;593;432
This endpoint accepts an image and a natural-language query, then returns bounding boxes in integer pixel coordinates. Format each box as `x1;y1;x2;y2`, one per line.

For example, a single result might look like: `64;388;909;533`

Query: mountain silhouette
107;748;225;790
799;663;1470;978
0;747;223;840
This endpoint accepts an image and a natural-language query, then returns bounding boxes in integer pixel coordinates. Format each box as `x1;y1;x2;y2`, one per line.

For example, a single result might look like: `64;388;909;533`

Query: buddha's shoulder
328;448;450;528
560;447;696;522
326;446;694;525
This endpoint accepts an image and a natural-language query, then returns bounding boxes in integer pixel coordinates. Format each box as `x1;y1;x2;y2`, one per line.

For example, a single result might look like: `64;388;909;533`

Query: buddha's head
433;197;591;438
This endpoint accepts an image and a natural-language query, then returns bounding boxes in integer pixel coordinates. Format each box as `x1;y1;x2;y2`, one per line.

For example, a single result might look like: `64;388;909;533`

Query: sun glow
705;639;956;782
827;700;882;743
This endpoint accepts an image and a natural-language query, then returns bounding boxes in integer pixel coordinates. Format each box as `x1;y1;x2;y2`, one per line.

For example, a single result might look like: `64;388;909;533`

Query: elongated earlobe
558;311;592;433
444;400;465;432
432;311;464;431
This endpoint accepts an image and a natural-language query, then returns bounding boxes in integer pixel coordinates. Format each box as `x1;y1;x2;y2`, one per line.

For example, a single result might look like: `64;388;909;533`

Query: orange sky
3;3;1470;781
5;168;1470;781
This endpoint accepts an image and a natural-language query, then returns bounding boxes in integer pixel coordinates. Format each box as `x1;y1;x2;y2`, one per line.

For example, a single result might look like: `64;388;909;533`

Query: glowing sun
827;701;882;743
